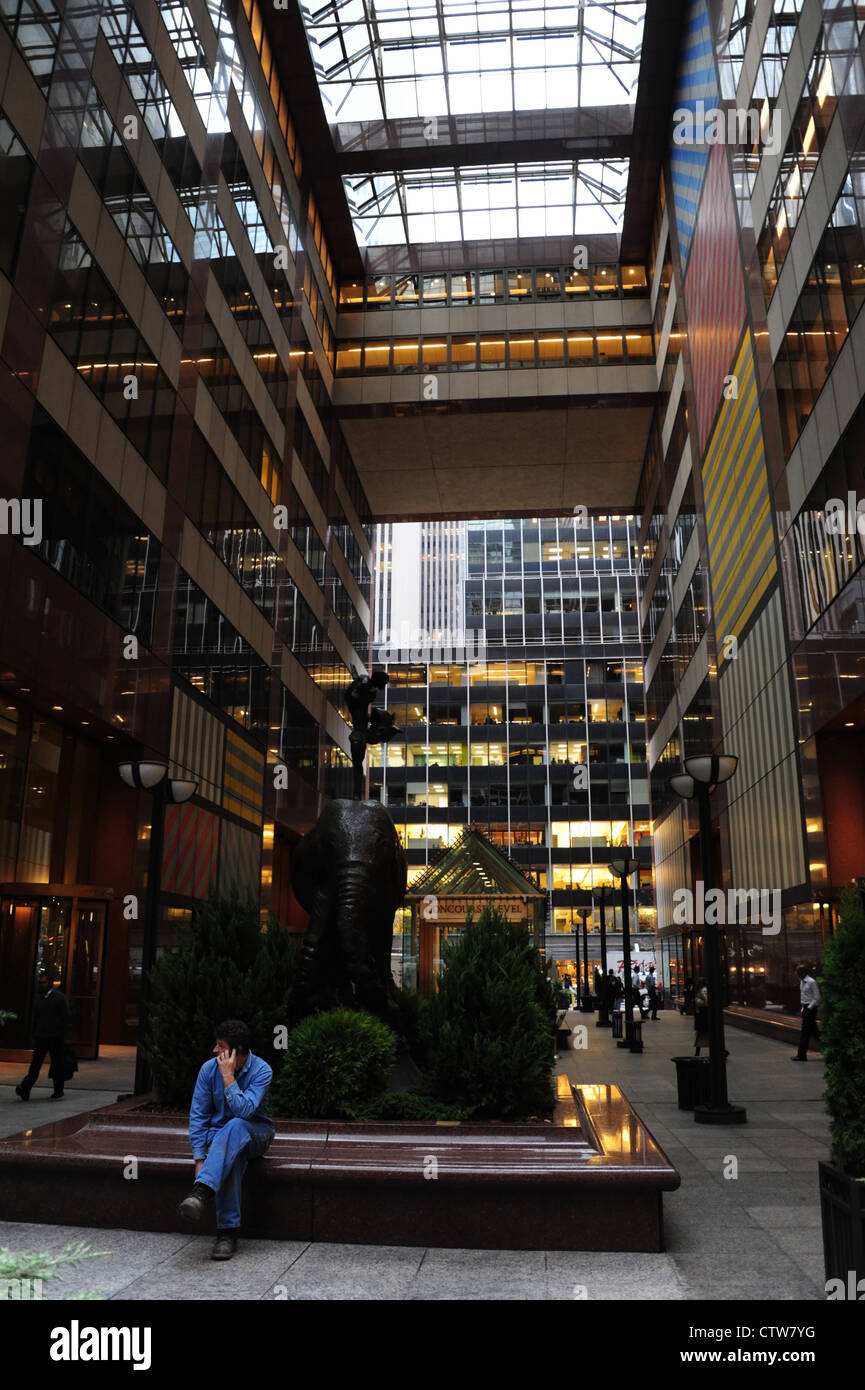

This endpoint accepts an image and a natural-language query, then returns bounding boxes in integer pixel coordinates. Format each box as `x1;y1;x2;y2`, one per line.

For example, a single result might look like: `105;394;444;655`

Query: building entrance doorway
0;885;111;1060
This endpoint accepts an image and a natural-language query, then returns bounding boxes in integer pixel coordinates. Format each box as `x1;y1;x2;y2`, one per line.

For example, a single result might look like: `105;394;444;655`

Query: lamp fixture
118;761;168;790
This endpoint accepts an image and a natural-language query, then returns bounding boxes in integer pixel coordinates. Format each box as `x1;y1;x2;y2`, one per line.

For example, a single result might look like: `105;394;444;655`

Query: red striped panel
684;141;747;453
162;803;218;899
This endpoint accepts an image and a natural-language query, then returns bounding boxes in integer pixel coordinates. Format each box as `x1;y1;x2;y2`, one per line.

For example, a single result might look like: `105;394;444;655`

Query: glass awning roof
298;1;644;250
345;157;628;244
300;0;646;123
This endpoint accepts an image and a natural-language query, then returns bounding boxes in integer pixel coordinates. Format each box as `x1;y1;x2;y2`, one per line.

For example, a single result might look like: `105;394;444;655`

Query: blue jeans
197;1118;274;1229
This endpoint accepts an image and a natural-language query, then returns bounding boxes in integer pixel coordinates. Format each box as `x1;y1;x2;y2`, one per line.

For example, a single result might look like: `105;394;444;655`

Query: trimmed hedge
272;1009;397;1120
821;887;865;1176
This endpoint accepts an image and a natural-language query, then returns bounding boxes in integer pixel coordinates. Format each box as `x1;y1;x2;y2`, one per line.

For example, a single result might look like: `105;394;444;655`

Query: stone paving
0;1046;135;1140
0;1014;830;1300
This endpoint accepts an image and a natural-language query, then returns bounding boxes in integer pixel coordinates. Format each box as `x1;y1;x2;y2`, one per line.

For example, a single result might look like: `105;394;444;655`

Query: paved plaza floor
0;1013;830;1300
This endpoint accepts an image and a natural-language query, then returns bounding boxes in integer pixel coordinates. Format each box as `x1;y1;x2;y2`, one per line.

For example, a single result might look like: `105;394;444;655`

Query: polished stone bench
724;1004;821;1051
0;1082;680;1250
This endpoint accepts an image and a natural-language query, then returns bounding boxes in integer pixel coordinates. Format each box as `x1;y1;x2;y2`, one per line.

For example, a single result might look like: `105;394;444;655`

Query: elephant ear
291;828;320;914
380;821;408;905
397;844;408;903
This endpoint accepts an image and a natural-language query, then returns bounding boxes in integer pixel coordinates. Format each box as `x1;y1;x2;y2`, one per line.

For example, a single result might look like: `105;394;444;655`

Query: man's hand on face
216;1047;236;1087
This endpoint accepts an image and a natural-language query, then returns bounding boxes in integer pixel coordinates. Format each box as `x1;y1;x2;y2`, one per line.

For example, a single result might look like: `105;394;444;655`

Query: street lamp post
577;908;593;1012
119;760;197;1096
609;852;641;1052
669;754;746;1125
592;883;612;1026
572;921;581;1008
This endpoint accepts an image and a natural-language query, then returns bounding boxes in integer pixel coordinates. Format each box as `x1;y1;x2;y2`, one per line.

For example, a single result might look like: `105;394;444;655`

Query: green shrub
242;921;305;1074
422;906;557;1120
271;1009;397;1119
144;887;303;1107
358;1091;473;1122
0;1241;108;1300
386;980;429;1064
821;887;865;1177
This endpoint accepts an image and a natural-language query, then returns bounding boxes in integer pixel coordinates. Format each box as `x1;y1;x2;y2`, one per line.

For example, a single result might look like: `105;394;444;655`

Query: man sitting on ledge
179;1019;275;1261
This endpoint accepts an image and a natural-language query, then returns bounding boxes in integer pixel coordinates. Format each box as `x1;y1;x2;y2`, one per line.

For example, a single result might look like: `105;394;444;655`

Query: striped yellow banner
701;330;777;665
223;730;265;827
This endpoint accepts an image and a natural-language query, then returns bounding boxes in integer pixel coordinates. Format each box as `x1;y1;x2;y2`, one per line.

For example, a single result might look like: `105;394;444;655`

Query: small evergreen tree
422;906;557;1119
144;887;301;1107
240;919;305;1073
821;887;865;1177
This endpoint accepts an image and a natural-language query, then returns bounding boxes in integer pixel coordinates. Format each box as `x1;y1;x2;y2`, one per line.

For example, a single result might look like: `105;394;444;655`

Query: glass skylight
300;1;645;124
345;158;629;245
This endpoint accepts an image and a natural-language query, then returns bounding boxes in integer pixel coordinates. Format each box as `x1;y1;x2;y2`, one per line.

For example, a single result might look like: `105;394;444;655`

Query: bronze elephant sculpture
292;799;407;1017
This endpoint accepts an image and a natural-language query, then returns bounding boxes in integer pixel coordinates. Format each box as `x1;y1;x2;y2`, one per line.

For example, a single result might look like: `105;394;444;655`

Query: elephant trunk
335;861;385;1012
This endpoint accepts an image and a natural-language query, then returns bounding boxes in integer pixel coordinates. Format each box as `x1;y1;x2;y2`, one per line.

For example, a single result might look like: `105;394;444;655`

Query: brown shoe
211;1230;238;1261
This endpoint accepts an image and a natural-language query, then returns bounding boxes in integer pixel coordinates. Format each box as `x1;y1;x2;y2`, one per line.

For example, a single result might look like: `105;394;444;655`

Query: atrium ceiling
266;2;686;517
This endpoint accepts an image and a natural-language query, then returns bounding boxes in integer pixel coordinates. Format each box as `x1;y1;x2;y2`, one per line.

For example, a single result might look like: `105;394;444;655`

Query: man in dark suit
16;973;70;1100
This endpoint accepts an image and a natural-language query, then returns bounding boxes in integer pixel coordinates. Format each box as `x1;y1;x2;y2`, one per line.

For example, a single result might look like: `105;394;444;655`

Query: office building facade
370;515;655;986
0;0;373;1049
638;0;865;1012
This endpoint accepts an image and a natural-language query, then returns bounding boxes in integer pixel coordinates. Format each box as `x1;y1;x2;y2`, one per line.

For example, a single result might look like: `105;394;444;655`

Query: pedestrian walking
693;977;709;1055
15;973;70;1101
646;964;660;1019
791;965;821;1061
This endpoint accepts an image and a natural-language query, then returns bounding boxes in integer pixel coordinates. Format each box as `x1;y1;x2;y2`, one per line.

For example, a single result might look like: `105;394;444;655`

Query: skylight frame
300;0;646;124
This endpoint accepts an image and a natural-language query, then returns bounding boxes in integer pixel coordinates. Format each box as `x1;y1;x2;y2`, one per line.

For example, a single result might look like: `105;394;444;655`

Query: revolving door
0;885;111;1059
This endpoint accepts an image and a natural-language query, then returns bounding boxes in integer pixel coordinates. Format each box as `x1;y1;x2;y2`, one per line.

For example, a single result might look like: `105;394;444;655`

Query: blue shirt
189;1052;274;1160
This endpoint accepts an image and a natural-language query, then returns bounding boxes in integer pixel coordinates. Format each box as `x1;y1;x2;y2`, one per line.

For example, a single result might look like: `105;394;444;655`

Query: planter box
0;1084;680;1251
819;1160;865;1285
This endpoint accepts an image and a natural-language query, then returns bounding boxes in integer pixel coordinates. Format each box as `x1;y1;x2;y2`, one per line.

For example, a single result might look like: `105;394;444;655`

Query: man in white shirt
792;966;821;1061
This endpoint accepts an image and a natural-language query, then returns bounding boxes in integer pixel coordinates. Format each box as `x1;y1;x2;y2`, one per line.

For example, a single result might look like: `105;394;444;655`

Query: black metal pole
695;780;746;1124
578;912;594;1013
596;888;610;1026
573;926;580;1007
617;872;634;1048
134;782;165;1097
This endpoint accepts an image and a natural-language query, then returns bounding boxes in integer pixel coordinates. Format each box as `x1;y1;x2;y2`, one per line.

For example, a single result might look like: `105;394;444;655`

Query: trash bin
671;1055;711;1110
612;1011;623;1039
630;1017;643;1053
